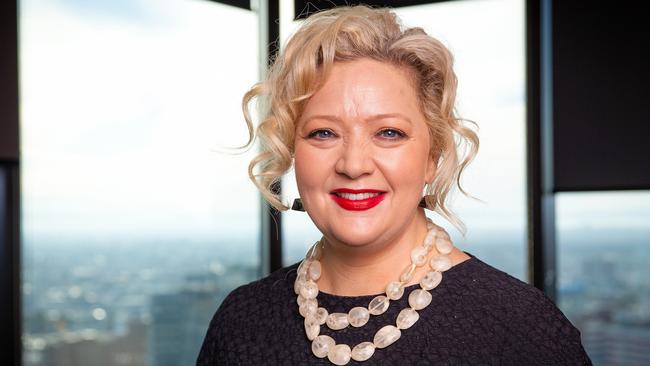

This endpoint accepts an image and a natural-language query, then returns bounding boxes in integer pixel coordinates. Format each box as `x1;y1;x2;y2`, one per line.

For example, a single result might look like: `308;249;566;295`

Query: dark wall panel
206;0;250;10
0;1;20;365
0;0;18;161
553;2;650;191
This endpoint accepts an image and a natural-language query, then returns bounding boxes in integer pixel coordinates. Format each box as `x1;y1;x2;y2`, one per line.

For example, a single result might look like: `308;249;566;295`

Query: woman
198;5;591;365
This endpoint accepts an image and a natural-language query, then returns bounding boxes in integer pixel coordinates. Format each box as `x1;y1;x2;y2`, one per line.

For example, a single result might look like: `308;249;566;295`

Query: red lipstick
330;188;387;211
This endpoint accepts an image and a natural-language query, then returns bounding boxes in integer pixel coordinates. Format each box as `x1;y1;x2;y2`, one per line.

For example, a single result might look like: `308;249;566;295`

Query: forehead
299;58;422;123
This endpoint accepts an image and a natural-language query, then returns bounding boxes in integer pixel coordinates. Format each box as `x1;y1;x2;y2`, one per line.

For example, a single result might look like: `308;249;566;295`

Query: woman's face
294;58;436;248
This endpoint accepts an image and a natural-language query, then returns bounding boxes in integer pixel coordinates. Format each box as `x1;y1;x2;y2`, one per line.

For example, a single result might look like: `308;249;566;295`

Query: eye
307;129;336;140
377;128;406;139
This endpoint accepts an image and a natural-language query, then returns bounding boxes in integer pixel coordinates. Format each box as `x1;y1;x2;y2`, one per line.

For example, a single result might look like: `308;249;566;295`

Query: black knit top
197;253;592;365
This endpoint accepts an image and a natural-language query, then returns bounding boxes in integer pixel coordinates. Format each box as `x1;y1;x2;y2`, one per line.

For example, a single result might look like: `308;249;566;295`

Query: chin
328;224;384;248
308;203;393;247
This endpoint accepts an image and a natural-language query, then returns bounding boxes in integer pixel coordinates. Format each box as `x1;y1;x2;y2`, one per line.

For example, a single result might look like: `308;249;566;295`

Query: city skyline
22;231;650;365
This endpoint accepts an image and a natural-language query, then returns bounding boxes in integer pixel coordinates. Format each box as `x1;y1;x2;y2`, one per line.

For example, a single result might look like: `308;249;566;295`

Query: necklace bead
297;295;306;306
436;229;450;241
423;231;436;249
396;307;420;330
410;245;429;266
308;260;322;281
299;298;318;317
294;277;305;295
348;306;370;327
315;307;328;325
436;238;454;255
399;263;417;283
299;280;319;299
351;342;375;361
408;289;433;310
306;241;323;260
420;270;443;290
312;335;335;358
373;325;401;349
305;316;320;340
385;281;405;300
430;254;453;272
368;295;390;315
326;312;350;330
297;260;311;277
327;344;352;366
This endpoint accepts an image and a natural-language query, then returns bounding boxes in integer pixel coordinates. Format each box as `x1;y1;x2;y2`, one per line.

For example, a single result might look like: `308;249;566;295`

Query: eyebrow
301;113;413;125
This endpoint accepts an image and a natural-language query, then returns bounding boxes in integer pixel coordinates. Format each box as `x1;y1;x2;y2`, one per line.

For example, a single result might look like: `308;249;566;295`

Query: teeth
335;192;382;200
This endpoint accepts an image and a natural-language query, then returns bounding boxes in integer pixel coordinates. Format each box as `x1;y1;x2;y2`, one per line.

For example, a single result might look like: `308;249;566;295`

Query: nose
334;135;375;179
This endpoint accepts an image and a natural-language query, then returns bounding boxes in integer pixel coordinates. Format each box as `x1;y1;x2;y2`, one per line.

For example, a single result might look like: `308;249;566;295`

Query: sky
20;0;260;241
19;0;649;247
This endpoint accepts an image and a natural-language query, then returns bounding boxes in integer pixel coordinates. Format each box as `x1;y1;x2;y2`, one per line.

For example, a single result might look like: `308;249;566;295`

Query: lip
331;188;386;194
330;188;387;211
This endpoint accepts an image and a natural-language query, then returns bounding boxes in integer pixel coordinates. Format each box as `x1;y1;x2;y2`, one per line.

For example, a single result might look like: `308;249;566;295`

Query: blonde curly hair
241;5;479;234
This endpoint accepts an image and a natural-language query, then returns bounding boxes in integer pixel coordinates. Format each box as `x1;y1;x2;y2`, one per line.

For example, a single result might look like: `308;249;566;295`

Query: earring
419;196;434;210
291;198;305;211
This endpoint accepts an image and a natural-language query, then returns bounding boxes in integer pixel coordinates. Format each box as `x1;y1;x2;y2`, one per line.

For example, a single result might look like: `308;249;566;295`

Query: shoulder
443;254;559;319
450;254;591;365
455;255;556;311
196;263;300;365
445;254;556;311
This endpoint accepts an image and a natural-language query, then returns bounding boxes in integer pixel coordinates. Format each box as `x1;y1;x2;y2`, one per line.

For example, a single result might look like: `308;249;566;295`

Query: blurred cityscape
21;228;649;365
22;238;259;366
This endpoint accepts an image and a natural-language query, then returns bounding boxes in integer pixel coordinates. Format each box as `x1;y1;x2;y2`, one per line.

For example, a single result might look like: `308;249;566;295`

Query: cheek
294;143;333;193
375;146;428;192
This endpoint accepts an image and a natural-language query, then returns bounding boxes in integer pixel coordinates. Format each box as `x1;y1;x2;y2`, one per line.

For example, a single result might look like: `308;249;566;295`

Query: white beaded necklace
294;218;456;365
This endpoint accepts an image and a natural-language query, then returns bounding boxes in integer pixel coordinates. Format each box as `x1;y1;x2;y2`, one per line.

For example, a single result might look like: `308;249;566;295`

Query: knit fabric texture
197;253;592;365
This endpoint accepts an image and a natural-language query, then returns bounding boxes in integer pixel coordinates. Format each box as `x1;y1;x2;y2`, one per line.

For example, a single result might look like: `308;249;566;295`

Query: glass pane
279;0;323;263
19;1;259;365
281;0;527;281
557;191;650;366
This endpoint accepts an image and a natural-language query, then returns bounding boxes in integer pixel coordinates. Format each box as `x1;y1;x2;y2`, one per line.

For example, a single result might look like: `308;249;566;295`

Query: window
557;191;650;366
20;1;259;365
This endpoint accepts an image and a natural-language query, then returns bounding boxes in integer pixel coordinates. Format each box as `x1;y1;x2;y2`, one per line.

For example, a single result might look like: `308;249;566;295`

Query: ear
425;152;437;185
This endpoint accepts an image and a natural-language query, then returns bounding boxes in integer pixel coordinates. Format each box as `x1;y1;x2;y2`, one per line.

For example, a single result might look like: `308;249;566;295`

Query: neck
316;210;431;296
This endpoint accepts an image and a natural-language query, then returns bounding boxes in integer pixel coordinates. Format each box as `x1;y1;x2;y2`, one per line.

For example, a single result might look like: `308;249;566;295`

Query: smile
330;189;387;211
